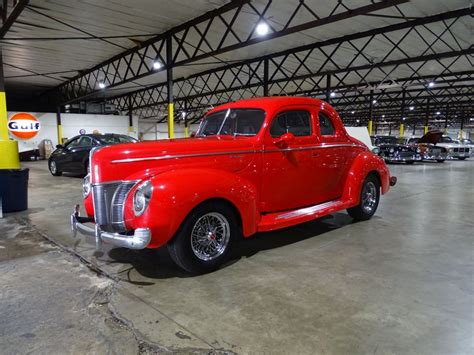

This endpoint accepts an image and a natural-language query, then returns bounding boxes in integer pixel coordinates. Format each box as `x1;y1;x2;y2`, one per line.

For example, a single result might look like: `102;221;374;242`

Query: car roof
209;96;324;112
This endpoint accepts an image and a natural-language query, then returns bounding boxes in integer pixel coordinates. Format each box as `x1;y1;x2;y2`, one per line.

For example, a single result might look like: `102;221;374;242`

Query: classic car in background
403;130;448;163
371;135;422;164
48;134;138;176
454;138;474;157
71;97;396;273
436;136;470;160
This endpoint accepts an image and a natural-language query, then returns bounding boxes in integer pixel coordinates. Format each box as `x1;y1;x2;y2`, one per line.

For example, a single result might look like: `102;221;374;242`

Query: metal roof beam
0;0;28;38
51;0;409;104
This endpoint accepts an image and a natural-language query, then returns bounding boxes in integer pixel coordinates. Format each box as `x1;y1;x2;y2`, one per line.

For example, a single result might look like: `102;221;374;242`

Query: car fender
123;168;259;248
342;151;390;205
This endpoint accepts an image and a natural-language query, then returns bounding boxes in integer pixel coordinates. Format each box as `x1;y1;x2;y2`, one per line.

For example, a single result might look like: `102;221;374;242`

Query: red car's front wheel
168;201;240;274
347;174;380;221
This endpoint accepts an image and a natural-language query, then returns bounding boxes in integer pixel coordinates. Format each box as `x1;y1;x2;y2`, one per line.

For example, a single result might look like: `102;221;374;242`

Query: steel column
263;58;269;97
56;106;63;145
166;37;174;139
399;89;406;137
368;89;374;135
325;74;331;103
424;99;430;134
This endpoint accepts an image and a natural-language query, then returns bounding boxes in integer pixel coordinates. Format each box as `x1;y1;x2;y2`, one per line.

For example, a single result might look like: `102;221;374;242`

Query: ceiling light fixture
436;111;441;115
153;60;162;70
330;92;336;98
409;106;414;111
255;21;270;36
428;81;435;88
98;82;106;89
372;99;377;104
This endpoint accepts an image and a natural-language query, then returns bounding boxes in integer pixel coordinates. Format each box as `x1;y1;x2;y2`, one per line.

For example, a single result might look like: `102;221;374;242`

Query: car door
55;137;80;171
260;106;323;212
316;109;357;199
68;136;94;172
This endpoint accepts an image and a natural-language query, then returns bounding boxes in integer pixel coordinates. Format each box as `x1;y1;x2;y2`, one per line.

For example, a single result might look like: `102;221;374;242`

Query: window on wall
270;110;312;137
318;112;335;136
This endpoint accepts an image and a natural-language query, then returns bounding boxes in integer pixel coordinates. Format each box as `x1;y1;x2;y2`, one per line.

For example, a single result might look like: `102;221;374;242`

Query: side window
78;136;93;147
318;112;335;136
270;110;311;138
65;138;80;148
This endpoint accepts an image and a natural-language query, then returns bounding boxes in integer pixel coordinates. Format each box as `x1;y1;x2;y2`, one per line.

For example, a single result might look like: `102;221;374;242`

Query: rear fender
124;168;259;248
342;152;390;206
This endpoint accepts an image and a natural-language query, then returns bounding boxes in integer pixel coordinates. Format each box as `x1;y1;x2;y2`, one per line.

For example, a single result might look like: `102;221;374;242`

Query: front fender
124;168;259;248
342;152;391;206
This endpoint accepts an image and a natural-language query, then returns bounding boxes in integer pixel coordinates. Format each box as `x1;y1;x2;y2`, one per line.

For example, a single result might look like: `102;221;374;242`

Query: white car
455;138;474;157
345;126;379;153
436;136;470;160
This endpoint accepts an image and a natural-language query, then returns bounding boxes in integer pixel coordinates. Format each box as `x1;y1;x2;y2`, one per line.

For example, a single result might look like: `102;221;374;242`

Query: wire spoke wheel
362;181;377;213
190;212;230;261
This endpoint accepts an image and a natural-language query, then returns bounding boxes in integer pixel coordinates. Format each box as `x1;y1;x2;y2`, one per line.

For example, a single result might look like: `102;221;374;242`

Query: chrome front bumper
384;154;422;162
71;206;151;250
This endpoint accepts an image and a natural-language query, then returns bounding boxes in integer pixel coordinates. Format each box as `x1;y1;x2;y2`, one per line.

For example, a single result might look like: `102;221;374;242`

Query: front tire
347;174;380;221
437;159;445;163
458;157;466;160
168;201;240;274
48;160;62;176
405;160;415;164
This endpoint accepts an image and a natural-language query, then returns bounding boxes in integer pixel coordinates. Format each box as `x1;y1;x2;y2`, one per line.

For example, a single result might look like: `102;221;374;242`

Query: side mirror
56;144;63;149
274;132;295;147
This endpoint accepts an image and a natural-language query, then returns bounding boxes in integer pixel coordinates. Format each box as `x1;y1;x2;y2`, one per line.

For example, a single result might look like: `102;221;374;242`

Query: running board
257;198;354;232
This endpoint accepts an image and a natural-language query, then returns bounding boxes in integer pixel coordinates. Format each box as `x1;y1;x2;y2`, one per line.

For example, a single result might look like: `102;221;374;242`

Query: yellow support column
168;103;174;139
424;125;428;134
184;125;189;138
57;124;63;145
368;119;373;135
0;90;20;169
399;123;405;138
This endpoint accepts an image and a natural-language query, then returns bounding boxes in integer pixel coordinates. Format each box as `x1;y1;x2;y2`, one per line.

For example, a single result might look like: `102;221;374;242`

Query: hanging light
98;82;106;89
255;21;270;36
351;111;355;114
428;81;435;88
330;92;336;98
409;106;415;111
372;99;377;104
152;60;162;70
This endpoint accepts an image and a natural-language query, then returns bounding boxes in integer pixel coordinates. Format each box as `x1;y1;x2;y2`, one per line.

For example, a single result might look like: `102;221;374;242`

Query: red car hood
91;136;257;183
418;130;443;144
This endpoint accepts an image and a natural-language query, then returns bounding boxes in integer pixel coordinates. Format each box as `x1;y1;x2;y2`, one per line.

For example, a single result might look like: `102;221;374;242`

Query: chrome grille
92;181;137;232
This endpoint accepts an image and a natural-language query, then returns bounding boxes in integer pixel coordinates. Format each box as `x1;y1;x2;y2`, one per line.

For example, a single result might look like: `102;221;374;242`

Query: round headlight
133;180;153;216
83;174;91;198
389;148;395;153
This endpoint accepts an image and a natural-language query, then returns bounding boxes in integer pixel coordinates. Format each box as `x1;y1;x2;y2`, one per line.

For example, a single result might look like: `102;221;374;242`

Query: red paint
86;97;393;248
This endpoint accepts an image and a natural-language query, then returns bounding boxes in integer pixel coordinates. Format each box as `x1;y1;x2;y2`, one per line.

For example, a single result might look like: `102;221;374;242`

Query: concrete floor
1;159;473;354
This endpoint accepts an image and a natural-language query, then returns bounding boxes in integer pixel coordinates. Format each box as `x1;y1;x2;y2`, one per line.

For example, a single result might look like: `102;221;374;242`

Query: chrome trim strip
110;144;362;164
275;200;343;220
111;150;257;164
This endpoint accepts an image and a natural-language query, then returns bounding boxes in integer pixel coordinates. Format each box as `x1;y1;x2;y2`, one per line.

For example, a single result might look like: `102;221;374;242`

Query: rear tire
48;160;62;176
458;157;466;160
347;174;380;221
436;159;445;163
168;201;240;274
405;161;415;164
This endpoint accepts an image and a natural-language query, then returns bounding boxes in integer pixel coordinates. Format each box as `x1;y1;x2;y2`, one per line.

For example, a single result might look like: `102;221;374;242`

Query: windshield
408;138;420;144
98;135;137;144
440;136;453;143
197;109;265;137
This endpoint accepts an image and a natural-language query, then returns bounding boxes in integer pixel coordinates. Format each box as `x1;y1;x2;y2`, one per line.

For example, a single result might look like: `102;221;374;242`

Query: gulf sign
8;113;41;140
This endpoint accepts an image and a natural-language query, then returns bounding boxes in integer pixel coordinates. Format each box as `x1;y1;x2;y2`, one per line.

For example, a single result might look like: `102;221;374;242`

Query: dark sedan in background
48;134;137;176
371;135;422;164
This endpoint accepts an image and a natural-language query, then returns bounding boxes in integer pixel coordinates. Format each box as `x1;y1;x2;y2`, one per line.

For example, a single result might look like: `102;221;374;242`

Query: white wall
7;112;138;152
139;121;200;140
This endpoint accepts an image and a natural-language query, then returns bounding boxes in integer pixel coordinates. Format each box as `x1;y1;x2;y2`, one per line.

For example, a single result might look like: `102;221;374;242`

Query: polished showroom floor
1;160;473;353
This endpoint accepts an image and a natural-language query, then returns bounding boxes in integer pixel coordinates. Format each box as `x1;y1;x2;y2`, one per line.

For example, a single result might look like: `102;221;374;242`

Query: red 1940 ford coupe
72;97;396;273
